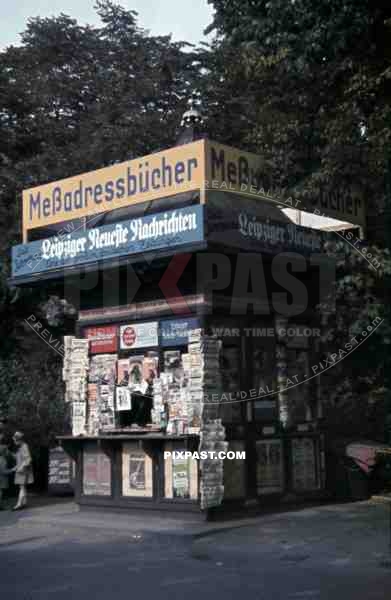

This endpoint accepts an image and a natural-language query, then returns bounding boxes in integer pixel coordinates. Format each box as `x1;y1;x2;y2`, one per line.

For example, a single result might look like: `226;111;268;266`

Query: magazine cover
116;387;132;411
163;350;182;383
172;453;190;499
89;354;117;384
128;355;144;391
117;358;130;385
128;453;146;490
142;353;159;384
98;384;115;430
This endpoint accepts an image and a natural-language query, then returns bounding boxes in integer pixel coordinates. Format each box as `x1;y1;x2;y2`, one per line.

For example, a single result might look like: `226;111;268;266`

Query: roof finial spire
180;94;203;128
176;93;206;145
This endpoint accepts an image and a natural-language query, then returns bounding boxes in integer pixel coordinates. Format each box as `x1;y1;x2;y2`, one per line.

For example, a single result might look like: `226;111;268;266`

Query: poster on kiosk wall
120;322;159;350
84;325;118;354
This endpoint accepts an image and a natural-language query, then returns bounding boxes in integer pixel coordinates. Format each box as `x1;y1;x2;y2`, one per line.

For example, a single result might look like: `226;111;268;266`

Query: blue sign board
207;203;328;256
12;205;204;278
160;317;200;347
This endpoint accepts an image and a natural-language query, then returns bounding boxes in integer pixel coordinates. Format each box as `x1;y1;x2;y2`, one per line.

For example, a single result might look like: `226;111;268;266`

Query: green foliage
0;1;202;447
0;0;389;444
0;1;202;249
0;351;68;447
316;240;389;436
204;0;391;214
205;0;390;435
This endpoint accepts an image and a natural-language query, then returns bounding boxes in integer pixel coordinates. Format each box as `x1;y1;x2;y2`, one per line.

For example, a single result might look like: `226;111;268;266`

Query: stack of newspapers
88;354;117;432
188;330;222;424
87;383;99;435
187;330;228;508
62;337;89;436
199;419;227;509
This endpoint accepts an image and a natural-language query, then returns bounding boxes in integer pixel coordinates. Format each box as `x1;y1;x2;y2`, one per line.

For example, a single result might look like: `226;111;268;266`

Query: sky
1;0;215;48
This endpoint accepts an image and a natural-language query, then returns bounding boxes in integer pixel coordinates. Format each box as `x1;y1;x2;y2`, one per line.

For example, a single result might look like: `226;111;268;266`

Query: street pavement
1;498;391;599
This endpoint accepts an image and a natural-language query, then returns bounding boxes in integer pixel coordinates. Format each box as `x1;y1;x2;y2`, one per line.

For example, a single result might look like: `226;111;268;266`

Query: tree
203;0;391;436
203;0;391;235
0;1;202;446
314;238;390;439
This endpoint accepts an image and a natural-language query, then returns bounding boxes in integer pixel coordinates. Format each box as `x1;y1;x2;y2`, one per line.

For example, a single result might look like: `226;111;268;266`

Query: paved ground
1;498;391;599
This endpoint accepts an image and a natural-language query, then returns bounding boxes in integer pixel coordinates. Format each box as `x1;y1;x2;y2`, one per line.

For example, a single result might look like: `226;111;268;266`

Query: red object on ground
346;441;390;474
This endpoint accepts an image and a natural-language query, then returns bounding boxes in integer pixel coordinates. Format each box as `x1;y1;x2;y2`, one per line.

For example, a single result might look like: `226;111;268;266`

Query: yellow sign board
23;140;206;240
205;141;266;192
204;140;366;227
22;138;365;240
